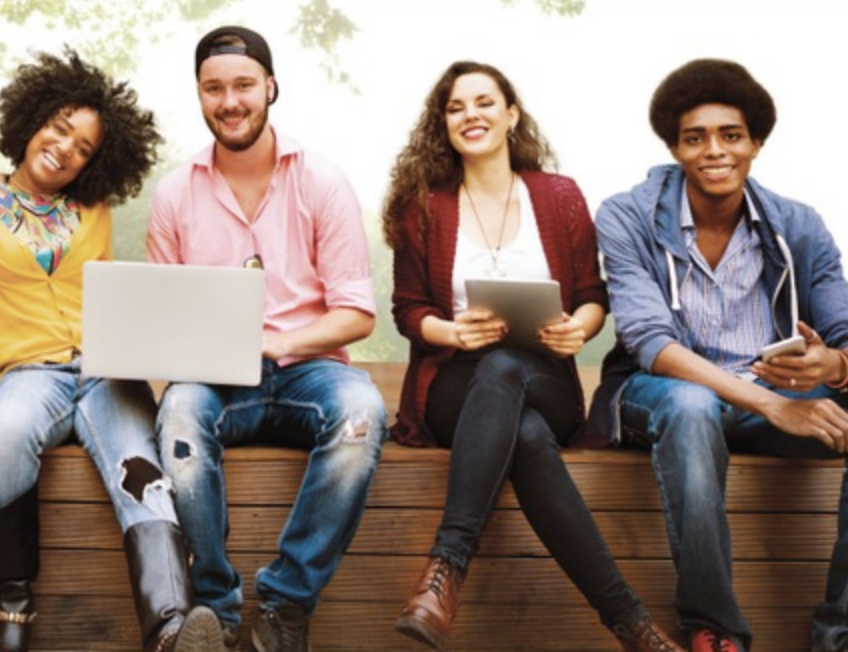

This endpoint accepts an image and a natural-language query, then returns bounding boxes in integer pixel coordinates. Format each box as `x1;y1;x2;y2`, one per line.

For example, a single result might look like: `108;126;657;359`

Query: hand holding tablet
465;278;563;354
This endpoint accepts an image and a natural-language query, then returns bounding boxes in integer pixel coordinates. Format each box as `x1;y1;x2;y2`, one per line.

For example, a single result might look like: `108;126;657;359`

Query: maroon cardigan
390;171;609;447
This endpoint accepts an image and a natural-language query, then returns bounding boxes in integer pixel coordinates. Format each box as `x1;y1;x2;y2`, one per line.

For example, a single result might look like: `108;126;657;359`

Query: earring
508;126;516;144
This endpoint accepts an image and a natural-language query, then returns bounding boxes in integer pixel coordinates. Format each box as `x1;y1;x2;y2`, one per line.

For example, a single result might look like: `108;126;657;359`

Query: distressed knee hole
120;457;164;503
173;439;195;459
340;418;370;443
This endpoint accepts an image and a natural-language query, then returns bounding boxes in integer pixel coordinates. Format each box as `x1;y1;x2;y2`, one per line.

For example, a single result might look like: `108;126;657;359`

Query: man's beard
205;104;269;152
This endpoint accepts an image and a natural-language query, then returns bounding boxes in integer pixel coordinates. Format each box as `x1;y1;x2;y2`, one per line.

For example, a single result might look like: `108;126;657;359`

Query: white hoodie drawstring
666;250;681;311
774;234;800;338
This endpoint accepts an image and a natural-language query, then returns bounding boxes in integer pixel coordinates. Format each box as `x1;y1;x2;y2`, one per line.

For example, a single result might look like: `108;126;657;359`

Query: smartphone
760;335;806;363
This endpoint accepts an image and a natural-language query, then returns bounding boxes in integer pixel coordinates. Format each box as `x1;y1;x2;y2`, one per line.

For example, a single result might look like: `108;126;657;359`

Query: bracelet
826;348;848;390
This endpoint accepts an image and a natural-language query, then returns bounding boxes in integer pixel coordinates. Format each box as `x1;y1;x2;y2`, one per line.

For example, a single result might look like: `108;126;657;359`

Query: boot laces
422;558;460;607
614;617;679;652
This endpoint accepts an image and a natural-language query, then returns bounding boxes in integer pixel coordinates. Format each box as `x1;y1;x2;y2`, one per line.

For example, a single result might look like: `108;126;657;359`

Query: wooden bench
32;362;843;651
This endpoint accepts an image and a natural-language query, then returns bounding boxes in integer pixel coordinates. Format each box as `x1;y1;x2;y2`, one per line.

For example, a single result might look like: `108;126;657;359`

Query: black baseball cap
195;26;278;104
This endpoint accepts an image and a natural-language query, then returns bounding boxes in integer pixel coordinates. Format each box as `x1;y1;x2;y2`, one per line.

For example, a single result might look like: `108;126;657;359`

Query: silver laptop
82;261;265;386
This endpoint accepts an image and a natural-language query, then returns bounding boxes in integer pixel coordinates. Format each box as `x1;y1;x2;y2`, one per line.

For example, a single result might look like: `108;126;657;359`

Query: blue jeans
621;373;848;651
425;349;647;629
156;358;386;626
0;359;177;528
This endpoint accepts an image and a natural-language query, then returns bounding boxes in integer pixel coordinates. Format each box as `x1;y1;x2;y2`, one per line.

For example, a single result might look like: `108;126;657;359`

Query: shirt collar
679;186;761;231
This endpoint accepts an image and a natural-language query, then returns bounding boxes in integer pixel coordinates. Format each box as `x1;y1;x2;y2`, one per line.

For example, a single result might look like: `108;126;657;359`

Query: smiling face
671;103;761;205
444;72;519;164
14;106;103;195
197;53;274;152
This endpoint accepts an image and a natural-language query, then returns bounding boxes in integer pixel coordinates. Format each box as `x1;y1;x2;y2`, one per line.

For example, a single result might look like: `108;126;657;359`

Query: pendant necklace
463;172;515;279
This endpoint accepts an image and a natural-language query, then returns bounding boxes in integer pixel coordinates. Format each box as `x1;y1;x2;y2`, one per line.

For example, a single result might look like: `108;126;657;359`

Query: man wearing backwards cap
147;25;387;652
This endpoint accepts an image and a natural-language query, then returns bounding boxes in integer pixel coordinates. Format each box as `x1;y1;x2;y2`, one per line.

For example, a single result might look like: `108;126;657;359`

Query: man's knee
332;379;387;447
623;379;724;441
655;382;722;422
157;384;222;467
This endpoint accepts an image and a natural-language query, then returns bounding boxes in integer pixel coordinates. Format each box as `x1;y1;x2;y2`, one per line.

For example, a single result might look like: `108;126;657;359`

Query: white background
6;0;848;250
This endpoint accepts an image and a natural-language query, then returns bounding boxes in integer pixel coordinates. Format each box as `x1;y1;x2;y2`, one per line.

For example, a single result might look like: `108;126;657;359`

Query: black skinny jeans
425;347;646;628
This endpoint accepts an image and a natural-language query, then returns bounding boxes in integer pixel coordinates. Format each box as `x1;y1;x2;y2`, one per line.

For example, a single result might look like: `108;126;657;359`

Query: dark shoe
394;556;465;651
222;621;240;651
251;603;311;652
0;580;36;652
124;520;226;652
812;622;848;652
613;615;685;652
157;606;224;652
0;486;40;652
690;629;741;652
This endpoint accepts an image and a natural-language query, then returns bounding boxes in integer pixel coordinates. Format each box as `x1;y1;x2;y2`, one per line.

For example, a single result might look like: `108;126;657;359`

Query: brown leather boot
395;556;465;651
613;615;685;652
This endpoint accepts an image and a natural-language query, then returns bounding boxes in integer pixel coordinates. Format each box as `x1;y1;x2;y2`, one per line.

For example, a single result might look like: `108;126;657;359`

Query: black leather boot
0;486;40;652
124;520;226;652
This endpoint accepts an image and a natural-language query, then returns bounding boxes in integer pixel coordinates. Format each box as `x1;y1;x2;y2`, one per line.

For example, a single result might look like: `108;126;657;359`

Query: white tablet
465;278;563;353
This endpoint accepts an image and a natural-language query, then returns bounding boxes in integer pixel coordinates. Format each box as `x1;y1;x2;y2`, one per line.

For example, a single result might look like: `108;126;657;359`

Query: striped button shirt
677;189;774;378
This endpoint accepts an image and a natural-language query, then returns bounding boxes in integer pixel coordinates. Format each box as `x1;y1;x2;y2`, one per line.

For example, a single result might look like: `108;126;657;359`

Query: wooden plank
36;549;828;610
39;502;838;561
40;443;844;513
28;595;816;652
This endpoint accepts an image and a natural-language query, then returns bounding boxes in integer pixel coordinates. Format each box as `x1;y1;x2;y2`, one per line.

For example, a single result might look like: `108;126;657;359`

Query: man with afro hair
588;58;848;652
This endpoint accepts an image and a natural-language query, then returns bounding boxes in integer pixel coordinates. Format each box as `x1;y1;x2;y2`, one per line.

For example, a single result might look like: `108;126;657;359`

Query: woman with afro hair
0;48;226;652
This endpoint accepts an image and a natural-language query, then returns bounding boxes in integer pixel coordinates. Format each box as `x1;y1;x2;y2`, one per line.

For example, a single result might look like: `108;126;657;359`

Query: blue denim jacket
585;164;848;445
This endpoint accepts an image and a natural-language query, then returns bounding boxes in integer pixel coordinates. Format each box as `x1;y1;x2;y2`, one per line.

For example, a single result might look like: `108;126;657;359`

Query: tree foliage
1;0;584;84
501;0;585;16
0;0;238;76
291;0;358;91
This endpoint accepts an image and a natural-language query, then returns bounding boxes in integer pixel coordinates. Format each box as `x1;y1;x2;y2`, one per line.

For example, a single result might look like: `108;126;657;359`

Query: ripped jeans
156;358;386;626
0;359;177;528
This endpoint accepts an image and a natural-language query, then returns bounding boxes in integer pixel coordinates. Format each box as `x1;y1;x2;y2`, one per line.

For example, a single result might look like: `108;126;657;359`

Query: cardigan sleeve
561;177;609;312
391;201;450;354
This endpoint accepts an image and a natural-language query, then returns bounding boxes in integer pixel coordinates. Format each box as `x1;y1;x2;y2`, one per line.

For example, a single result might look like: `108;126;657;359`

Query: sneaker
251;603;311;652
813;622;848;652
221;621;240;651
690;629;741;652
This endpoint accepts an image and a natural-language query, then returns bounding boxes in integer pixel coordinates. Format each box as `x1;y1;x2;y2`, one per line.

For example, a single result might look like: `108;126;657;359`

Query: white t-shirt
452;179;552;314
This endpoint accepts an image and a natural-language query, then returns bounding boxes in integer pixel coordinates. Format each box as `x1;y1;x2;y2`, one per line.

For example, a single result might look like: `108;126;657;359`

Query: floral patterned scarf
0;177;80;274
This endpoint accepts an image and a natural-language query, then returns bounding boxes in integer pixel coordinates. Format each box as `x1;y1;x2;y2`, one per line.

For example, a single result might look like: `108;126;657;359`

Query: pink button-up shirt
147;130;375;367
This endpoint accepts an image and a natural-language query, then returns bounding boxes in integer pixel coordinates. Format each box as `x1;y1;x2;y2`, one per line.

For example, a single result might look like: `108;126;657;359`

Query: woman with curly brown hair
382;60;683;652
0;48;225;652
